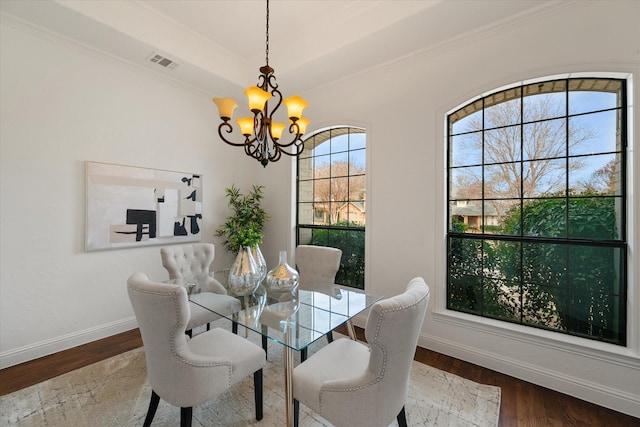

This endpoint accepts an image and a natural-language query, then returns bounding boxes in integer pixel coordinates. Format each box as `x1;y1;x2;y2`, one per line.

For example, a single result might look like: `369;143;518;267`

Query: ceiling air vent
147;52;179;70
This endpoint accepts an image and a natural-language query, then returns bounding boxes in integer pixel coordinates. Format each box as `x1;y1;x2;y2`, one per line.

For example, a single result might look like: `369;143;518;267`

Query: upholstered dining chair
295;245;343;294
161;243;236;336
292;277;430;427
127;272;266;427
295;245;342;360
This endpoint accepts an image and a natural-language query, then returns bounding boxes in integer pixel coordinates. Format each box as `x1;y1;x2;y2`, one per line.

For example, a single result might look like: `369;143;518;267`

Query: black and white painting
85;161;202;251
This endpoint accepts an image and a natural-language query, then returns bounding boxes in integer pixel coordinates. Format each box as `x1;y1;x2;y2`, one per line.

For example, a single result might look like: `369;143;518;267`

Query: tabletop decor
85;161;202;251
252;244;267;283
212;267;267;334
259;292;300;331
228;246;262;297
265;250;299;293
215;184;269;270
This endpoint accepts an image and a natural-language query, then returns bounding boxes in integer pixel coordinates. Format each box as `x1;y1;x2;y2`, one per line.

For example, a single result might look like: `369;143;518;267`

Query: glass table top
190;281;382;351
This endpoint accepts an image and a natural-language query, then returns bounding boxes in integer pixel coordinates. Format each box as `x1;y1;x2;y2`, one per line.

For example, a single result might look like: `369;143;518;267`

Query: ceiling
1;0;562;96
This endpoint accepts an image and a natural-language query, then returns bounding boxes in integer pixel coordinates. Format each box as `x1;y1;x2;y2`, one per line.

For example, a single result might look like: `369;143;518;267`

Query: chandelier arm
267;73;279;90
274;132;304;148
267;84;283;121
273;137;305;156
276;144;304;157
217;122;256;147
257;74;268;92
245;137;268;162
245;142;260;159
268;146;283;163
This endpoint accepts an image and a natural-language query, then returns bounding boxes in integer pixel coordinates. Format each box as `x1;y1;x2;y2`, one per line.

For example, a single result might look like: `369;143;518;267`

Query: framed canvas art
85;161;202;251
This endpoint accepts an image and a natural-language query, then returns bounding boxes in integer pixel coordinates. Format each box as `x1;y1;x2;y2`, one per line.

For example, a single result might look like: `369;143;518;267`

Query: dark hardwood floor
0;329;143;397
1;327;638;427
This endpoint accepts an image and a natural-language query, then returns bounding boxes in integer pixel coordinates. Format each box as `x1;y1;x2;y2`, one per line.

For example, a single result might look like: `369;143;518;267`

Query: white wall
0;18;258;365
1;0;639;418
301;0;640;417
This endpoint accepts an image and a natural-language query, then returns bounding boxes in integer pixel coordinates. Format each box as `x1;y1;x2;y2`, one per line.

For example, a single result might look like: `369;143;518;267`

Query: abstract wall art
85;161;202;251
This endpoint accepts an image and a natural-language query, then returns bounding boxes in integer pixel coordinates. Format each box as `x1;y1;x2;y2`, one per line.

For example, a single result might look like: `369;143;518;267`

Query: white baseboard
418;333;640;419
0;317;138;370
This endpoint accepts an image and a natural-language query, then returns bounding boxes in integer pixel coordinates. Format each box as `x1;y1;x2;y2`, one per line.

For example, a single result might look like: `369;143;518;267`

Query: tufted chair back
127;272;266;425
295;245;342;293
127;272;234;407
161;243;226;294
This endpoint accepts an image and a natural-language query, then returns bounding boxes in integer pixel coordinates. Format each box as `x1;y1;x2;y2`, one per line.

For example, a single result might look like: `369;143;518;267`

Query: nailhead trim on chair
131;284;235;387
319;285;429;398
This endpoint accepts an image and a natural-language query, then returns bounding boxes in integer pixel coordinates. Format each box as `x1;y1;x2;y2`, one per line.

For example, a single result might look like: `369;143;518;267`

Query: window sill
431;309;640;367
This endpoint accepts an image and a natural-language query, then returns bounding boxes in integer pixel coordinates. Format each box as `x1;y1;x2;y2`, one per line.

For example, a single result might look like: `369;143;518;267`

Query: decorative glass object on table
251;244;267;283
266;250;299;294
259;289;300;331
215;250;301;335
228;246;262;296
216;253;265;336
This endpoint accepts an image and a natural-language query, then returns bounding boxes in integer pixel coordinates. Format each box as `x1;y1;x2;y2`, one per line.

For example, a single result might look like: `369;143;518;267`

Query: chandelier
213;0;310;167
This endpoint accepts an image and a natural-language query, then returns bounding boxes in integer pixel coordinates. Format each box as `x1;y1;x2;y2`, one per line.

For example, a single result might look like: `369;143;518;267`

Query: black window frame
446;77;628;346
296;126;366;289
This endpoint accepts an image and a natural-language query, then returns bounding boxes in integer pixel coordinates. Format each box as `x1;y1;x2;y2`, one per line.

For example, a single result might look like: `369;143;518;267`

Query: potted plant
215;184;269;253
215;184;269;295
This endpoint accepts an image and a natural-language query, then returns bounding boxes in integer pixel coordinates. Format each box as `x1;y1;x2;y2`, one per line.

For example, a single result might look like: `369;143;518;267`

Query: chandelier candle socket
212;0;310;167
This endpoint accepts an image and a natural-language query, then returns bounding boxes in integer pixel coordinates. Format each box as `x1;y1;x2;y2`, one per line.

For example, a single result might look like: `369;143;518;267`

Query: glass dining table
189;273;382;427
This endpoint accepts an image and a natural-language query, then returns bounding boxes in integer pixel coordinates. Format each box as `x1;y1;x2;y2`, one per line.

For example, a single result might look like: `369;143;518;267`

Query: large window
447;77;627;345
297;127;366;288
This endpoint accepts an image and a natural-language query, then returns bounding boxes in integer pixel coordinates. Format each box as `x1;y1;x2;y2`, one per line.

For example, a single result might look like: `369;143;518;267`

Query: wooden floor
1;327;638;427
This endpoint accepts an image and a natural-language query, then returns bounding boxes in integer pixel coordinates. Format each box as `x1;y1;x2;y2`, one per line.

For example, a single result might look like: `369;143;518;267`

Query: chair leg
232;320;238;334
301;347;307;362
261;325;269;359
180;407;192;427
397;406;407;427
294;399;300;427
206;323;211;331
142;390;160;427
254;369;264;420
262;335;268;358
327;330;334;343
186;329;193;338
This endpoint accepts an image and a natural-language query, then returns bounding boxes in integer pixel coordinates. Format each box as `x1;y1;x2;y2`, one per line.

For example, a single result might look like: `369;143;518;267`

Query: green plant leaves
215;184;270;253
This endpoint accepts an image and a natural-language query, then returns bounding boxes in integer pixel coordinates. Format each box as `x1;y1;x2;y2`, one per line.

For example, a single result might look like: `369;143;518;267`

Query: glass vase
251;244;267;284
266;250;299;294
228;246;261;296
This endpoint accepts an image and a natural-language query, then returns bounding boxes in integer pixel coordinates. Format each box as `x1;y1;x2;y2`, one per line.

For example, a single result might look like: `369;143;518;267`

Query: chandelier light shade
213;0;310;167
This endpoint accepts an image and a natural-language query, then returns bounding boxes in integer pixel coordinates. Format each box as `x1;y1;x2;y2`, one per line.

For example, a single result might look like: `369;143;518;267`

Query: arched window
447;77;627;345
296;126;366;288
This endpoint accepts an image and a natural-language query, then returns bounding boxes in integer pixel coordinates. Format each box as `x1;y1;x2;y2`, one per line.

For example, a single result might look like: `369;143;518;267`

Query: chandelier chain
265;0;270;66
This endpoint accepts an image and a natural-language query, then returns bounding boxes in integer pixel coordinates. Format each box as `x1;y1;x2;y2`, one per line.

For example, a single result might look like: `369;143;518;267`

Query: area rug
1;329;500;427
